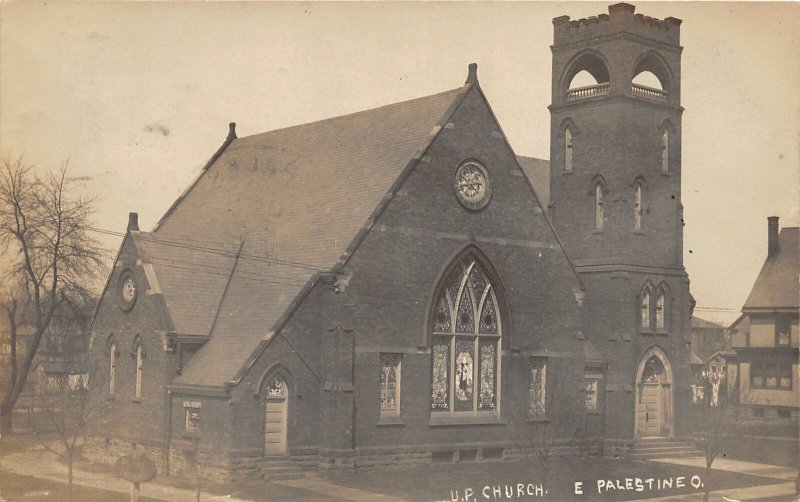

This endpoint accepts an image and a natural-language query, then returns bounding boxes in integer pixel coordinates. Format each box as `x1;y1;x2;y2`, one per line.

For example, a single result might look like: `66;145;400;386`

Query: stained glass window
454;340;474;411
530;357;547;418
431;339;450;410
643;358;660;383
430;257;501;414
379;354;401;415
266;376;287;398
478;341;497;410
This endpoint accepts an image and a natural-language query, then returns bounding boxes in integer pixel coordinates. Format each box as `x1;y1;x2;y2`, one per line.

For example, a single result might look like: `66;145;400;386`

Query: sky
1;1;798;325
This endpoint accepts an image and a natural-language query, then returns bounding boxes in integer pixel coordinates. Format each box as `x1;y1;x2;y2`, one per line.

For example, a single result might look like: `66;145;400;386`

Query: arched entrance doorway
264;375;289;456
635;348;673;438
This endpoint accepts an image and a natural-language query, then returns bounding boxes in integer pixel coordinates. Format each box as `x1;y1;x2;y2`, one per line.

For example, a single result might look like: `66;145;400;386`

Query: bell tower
548;2;683;269
548;4;693;440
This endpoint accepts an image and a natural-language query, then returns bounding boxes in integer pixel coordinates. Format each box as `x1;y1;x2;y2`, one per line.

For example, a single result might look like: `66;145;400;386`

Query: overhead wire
84;225;743;316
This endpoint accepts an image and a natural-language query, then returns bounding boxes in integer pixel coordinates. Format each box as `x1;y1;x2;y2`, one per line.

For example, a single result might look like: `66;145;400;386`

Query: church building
85;3;694;479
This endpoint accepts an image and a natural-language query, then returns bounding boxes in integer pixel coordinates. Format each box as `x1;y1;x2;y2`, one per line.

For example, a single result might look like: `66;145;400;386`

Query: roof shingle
743;227;799;310
153;86;468;387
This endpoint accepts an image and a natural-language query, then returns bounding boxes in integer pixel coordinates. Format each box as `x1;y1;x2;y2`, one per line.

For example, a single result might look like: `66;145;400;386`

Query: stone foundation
82;438;604;481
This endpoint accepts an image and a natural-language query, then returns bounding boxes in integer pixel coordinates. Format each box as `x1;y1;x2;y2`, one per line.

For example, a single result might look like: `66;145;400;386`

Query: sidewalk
0;447;249;502
632;456;799;501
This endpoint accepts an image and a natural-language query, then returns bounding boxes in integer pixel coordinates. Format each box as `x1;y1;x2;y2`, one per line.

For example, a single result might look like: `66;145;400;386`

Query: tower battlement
553;3;681;48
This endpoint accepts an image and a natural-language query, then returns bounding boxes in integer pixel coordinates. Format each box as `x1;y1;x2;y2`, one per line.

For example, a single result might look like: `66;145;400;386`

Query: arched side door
264;375;288;456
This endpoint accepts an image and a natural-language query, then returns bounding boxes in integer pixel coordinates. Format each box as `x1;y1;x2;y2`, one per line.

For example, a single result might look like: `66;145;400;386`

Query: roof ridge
236;86;467;142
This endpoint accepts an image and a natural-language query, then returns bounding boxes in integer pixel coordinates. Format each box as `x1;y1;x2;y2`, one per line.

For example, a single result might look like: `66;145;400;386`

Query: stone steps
259;458;305;481
627;438;703;460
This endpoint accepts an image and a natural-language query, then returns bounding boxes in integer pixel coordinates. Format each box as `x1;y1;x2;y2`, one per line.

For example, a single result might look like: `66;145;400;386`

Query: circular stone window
454;161;492;211
118;270;138;312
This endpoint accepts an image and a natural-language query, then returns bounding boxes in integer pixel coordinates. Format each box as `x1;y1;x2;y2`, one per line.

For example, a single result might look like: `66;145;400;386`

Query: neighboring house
728;217;799;420
689;316;733;401
0;298;93;431
85;4;694;479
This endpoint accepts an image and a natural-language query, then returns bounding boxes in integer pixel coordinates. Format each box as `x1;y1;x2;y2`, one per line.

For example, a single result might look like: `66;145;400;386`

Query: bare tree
0;156;104;433
182;423;210;502
31;358;104;502
692;367;754;502
526;361;587;489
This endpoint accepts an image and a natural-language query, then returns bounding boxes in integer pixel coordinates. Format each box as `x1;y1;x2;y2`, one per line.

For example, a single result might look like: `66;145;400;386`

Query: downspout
164;389;173;475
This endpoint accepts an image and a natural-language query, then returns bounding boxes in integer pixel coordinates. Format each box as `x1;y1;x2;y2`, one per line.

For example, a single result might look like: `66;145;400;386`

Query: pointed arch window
655;292;665;330
134;343;143;399
431;256;501;415
379;354;401;416
640;288;652;331
108;342;117;395
661;129;669;172
595;183;604;230
634;184;643;231
564;128;573;172
655;286;668;332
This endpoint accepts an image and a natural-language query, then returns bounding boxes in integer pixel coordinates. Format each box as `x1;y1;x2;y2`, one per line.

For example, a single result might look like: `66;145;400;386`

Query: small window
778;409;791;419
779;364;792;388
595;184;604;231
0;343;11;355
184;401;201;434
584;367;603;413
751;362;793;389
640;289;651;331
776;318;791;346
634;184;643;231
379;354;401;416
529;357;547;418
565;129;573;172
661;129;669;172
109;342;117;395
585;379;598;412
68;374;88;392
134;343;143;399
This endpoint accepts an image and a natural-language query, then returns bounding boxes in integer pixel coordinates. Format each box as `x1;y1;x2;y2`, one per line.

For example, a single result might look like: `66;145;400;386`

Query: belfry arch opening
631;54;671;100
632;71;663;90
564;53;610;101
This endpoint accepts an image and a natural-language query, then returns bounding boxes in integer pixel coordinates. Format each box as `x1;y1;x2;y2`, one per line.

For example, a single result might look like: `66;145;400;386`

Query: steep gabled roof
743;227;799;311
157;86;469;387
129;232;239;336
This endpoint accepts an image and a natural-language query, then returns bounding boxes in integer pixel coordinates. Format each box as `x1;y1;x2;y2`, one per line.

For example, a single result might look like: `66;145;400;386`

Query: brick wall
86;235;177;457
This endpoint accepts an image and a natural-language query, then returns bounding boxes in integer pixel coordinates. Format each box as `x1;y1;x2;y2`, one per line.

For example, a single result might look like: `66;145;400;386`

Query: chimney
227;122;237;140
127;212;139;232
767;216;779;258
465;63;478;85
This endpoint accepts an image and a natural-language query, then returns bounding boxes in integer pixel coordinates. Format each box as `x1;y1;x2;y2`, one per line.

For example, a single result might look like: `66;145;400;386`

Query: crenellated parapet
553;3;681;48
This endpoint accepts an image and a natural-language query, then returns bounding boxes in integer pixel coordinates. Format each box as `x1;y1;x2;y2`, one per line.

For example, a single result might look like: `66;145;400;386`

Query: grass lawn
324;457;785;502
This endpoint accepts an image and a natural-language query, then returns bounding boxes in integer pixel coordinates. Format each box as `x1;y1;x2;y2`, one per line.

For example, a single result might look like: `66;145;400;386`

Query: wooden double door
638;383;661;436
